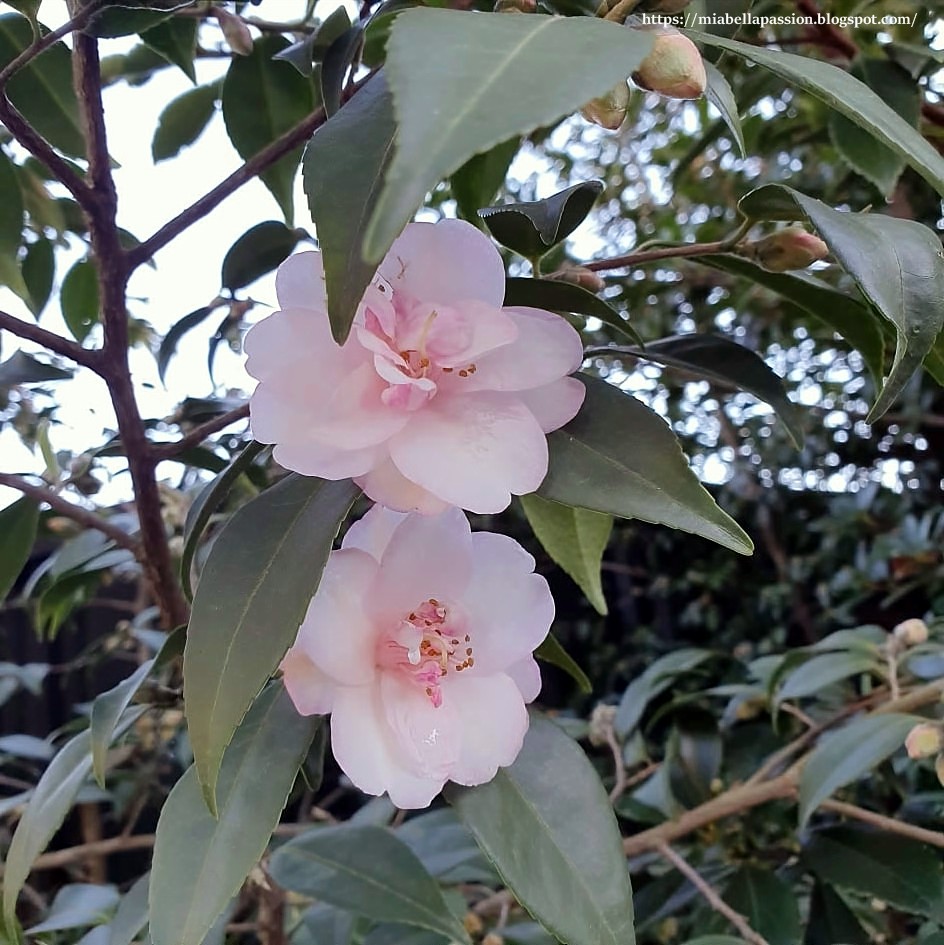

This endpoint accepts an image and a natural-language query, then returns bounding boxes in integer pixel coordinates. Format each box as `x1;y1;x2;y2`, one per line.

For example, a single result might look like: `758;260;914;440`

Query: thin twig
819;799;944;849
0;309;101;369
31;834;156;871
604;723;628;803
151;403;250;461
657;843;771;945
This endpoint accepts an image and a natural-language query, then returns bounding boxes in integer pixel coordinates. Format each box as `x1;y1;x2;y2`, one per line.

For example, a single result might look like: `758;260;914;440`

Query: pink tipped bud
894;618;929;647
906;723;944;760
581;82;631;131
548;265;607;294
213;8;254;56
632;29;706;101
494;0;536;12
749;226;829;272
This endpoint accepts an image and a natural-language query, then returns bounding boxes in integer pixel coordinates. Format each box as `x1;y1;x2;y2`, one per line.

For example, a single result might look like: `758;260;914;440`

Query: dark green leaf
184;475;358;814
0;14;86;158
321;26;364;117
158;304;219;385
520;493;611;615
703;61;744;157
150;683;319;945
303;72;396;344
804;882;870;945
221;220;300;292
667;710;722;807
4;1;40;27
0;146;24;263
142;13;197;82
828;58;920;197
776;651;878;703
0;497;39;602
740;184;944;421
451;137;519;225
720;868;800;945
504;277;642;344
365;10;655;262
534;633;592;694
270;825;469;943
447;717;634;945
60;258;100;343
479;181;603;259
690;31;944;196
22;236;54;317
84;1;187;38
222;34;316;222
152;82;219;162
0;350;71;386
803;826;944;921
272;33;318;76
799;712;918;825
539;376;753;555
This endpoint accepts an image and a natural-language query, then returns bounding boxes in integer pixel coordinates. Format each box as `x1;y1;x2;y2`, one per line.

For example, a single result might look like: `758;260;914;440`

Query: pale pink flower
280;504;553;808
244;219;585;515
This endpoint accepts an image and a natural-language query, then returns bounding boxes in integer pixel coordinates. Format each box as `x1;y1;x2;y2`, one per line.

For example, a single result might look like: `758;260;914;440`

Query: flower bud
482;935;504;945
893;618;929;647
463;913;484;937
749;226;829;272
494;0;536;12
588;703;617;746
548;265;607;294
631;29;706;100
213;7;254;56
581;81;630;131
905;722;944;760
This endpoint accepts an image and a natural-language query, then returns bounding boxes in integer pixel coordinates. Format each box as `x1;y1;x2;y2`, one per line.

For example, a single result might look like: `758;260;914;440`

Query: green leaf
696;255;885;388
603;334;804;448
269;825;470;943
0;147;24;263
106;873;150;945
25;883;119;934
60;258;100;343
689;31;944;197
0;14;86;159
84;1;188;38
666;710;722;808
90;659;155;788
0;497;39;602
615;648;712;738
534;633;592;694
720;868;800;945
776;651;879;703
272;33;318;76
479;181;603;260
221;220;300;292
828;58;920;198
303;72;396;344
142;13;198;82
2;710;143;933
222;34;316;222
184;475;358;814
504;277;643;344
520;493;611;615
539;376;752;555
321;26;364;117
798;712;918;826
158;304;219;385
22;236;54;317
364;10;655;262
150;683;319;945
152;82;219;162
739;184;944;421
451;137;519;225
447;717;634;945
4;1;41;28
802;826;944;921
804;882;870;945
0;349;68;389
703;61;744;158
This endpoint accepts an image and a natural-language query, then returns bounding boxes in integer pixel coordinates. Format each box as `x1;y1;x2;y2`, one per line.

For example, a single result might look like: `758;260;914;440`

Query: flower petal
516;376;585;433
506;656;542;703
296;549;379;686
342;504;408;561
271;439;379;479
355;458;451;515
275;250;327;310
280;646;336;715
243;306;334;380
383;219;506;308
389;392;548;514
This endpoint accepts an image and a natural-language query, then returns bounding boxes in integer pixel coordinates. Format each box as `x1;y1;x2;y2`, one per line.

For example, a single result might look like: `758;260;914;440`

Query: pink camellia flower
280;503;553;808
244;219;585;515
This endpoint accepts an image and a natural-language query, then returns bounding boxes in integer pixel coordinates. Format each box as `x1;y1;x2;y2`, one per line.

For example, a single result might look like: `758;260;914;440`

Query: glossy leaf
150;683;319;945
520;493;611;615
184;475;358;813
303;72;396;343
803;826;944;921
804;882;870;945
799;712;918;825
270;825;469;943
720;868;800;945
0;14;86;158
84;1;187;38
220;220;300;292
534;633;592;694
152;82;219;162
158;304;219;385
447;717;634;945
142;13;198;82
451;137;519;225
222;34;316;222
364;10;655;262
321;26;364;117
0;146;24;265
479;181;603;259
740;184;944;421
60;259;100;344
690;31;944;196
539;376;753;555
703;61;744;157
22;236;54;317
0;497;39;602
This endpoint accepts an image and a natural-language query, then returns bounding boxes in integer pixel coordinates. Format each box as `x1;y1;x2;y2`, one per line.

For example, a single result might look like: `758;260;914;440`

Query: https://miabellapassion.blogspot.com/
639;9;920;29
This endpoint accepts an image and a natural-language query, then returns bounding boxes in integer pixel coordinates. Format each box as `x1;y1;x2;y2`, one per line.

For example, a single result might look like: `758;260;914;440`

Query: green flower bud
631;28;706;101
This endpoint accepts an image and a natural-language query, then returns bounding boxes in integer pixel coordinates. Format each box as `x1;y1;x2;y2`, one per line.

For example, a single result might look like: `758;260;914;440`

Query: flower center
379;598;473;708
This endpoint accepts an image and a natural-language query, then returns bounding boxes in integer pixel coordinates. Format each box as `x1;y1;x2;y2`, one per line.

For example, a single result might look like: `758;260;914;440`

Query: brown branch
604;721;628;803
819;799;944;849
585;241;732;273
0;309;101;369
30;834;156;871
0;472;140;554
657;843;771;945
150;403;250;461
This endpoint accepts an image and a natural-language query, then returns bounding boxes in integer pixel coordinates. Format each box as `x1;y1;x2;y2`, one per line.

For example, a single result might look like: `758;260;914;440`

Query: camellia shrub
0;2;943;945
